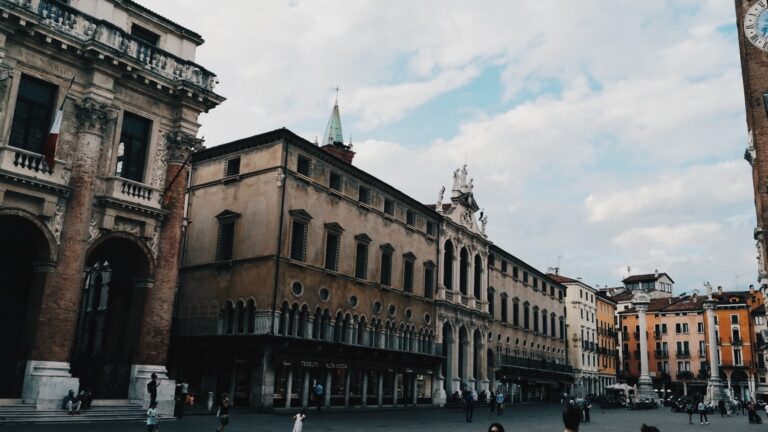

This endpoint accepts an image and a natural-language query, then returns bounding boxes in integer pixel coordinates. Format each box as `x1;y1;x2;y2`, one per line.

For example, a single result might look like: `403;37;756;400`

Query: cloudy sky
141;0;756;294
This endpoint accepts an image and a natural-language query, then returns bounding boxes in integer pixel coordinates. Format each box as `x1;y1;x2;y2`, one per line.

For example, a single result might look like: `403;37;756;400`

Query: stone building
172;101;570;409
551;274;599;396
596;291;617;394
0;0;222;414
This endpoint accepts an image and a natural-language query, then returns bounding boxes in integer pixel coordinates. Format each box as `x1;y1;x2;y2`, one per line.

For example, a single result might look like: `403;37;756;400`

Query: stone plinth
21;361;80;410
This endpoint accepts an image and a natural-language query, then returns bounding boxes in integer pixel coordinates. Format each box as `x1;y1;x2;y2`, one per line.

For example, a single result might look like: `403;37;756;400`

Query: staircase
0;399;168;424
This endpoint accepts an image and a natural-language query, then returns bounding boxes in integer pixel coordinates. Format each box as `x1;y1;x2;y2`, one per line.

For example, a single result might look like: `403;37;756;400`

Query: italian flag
43;104;63;170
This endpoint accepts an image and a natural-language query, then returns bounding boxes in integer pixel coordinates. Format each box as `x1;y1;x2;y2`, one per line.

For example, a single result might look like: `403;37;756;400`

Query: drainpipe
270;140;289;336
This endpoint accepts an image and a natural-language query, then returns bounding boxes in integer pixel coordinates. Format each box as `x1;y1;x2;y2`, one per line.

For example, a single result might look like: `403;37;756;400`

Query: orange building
617;288;763;399
596;292;617;393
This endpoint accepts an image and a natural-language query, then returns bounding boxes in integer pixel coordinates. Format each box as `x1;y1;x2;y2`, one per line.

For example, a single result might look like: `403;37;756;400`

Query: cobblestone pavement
3;404;766;432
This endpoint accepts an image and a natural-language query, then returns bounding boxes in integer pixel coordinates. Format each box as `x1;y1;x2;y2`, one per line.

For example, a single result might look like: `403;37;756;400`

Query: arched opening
441;322;453;392
246;299;256;334
0;213;52;397
443;240;454;291
224;300;235;334
473;329;482;384
236;299;246;334
459;248;469;295
458;326;468;388
473;254;482;299
72;234;152;398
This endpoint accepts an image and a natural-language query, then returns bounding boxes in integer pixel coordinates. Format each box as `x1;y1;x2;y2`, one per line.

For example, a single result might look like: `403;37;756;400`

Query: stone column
392;372;399;405
412;374;418;405
291;310;299;337
377;372;384;407
285;367;293;408
343;369;350;407
306;316;314;339
633;298;656;400
452;255;460;302
325;318;334;342
23;98;113;410
467;256;475;308
281;310;291;336
361;373;368;407
703;300;725;402
460;338;470;389
301;369;310;408
132;130;202;415
323;371;331;408
479;338;489;393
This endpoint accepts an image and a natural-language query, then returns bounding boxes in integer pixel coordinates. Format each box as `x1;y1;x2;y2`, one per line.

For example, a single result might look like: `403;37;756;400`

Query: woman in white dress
291;409;306;432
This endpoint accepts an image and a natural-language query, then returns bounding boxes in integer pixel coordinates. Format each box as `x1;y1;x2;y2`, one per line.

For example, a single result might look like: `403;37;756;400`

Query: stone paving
3;403;766;431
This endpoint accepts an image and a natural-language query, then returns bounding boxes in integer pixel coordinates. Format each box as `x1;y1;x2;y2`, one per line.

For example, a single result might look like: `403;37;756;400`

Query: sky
140;0;756;294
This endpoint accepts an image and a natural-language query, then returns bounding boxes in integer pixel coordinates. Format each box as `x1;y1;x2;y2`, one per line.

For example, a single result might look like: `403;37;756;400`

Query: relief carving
46;201;65;244
113;218;143;237
88;214;101;242
149;225;160;258
151;135;169;189
166;130;204;163
75;97;114;135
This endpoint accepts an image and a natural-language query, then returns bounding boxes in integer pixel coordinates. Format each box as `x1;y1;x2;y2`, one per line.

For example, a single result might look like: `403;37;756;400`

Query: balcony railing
0;145;70;186
654;350;669;359
2;0;218;92
654;331;662;339
496;353;573;375
732;337;743;346
676;350;691;358
104;177;162;209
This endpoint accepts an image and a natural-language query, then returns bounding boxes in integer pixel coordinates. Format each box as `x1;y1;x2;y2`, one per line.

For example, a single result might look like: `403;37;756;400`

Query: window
501;295;508;322
116;112;151;181
290;220;308;261
131;24;160;46
403;253;415;293
533;308;540;332
358;186;371;204
533;277;539;289
426;221;438;237
502;261;508;274
297;155;311;176
380;244;393;286
662;323;668;334
489;254;495;268
512;265;518;278
406;210;416;226
225;157;241;177
424;264;435;299
542;310;548;334
697;322;704;333
216;221;236;261
9;75;57;153
384;199;395;216
354;234;371;279
734;348;743;366
523;271;529;284
731;314;739;325
329;171;342;191
513;301;519;326
324;225;342;271
551;315;556;337
524;303;530;329
488;288;495;318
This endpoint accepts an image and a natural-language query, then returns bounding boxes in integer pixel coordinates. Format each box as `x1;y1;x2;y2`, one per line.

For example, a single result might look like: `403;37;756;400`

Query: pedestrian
216;393;230;432
764;402;768;422
718;399;725;417
313;382;324;411
563;404;582;432
698;400;709;425
583;400;591;422
640;425;660;432
489;390;495;415
146;401;159;432
686;402;694;425
496;390;505;415
463;387;474;423
147;373;159;407
291;409;306;432
62;389;81;415
488;422;505;432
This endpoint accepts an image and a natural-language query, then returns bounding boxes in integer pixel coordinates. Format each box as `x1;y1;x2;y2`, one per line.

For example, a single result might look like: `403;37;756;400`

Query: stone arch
459;247;469;295
443;239;455;291
85;230;155;276
0;207;57;261
473;254;482;299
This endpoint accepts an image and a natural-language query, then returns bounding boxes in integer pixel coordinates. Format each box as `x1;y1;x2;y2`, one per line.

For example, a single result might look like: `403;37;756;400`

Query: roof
622;272;675;284
610;292;635;302
547;274;582;285
121;0;204;43
752;303;766;316
323;99;344;146
191;128;442;220
618;290;759;314
596;290;617;305
425;203;452;212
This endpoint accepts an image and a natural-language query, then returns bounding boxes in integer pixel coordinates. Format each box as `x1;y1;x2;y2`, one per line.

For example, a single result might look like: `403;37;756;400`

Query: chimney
717;286;723;295
654;269;659;278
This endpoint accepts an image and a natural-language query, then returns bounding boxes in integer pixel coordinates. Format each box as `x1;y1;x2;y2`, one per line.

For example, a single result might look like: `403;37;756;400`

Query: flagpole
59;75;75;110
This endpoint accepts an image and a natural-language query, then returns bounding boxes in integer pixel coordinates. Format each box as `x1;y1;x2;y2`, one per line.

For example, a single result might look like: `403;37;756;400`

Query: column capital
164;130;204;163
74;97;115;135
702;300;717;310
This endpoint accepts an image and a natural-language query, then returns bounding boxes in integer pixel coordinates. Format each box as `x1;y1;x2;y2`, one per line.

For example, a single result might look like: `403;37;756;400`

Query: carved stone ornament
166;130;204;164
75;97;114;135
88;214;100;242
276;168;285;187
46;201;65;245
149;225;160;258
151;136;169;189
113;218;142;237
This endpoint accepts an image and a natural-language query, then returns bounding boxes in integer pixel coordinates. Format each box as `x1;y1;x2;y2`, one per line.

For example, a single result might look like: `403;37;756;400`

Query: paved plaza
3;404;767;432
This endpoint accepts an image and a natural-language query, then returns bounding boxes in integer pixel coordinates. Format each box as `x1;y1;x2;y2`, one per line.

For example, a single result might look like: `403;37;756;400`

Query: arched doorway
71;234;153;398
0;213;52;397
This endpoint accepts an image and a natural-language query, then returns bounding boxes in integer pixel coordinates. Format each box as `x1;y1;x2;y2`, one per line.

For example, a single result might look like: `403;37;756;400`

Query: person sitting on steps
63;389;81;415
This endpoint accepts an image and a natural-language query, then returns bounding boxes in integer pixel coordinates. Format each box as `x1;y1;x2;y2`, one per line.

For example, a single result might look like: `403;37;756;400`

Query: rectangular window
697;322;704;333
502;261;508;274
9;75;57;153
354;242;368;279
297;155;311;176
426;221;438;237
384;198;395;216
380;250;392;286
131;24;160;46
116;112;151;182
675;323;681;334
523;272;529;284
406;210;416;226
661;323;668;334
358;186;371;204
324;231;340;271
731;314;739;325
216;221;235;261
488;254;495;267
501;297;508;323
403;259;414;293
558;289;563;300
734;348;743;366
533;277;539;289
225;157;241;177
290;220;307;261
329;171;342;191
424;266;434;299
682;323;689;333
512;302;519;326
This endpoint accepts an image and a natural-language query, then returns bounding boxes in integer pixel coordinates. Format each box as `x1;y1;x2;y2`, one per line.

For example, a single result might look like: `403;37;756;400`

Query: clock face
745;1;768;50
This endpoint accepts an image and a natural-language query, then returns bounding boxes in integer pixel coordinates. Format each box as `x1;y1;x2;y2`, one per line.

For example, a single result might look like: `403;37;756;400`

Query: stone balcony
2;0;222;102
0;145;70;189
103;176;162;211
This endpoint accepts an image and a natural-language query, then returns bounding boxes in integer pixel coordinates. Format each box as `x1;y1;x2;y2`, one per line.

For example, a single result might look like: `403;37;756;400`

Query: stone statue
452;169;460;190
758;239;766;273
460;164;468;190
705;282;713;300
437;186;445;207
468;178;474;192
88;214;100;241
480;214;488;233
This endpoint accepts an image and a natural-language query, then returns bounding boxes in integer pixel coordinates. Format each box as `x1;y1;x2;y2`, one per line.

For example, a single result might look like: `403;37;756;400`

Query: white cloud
612;223;721;249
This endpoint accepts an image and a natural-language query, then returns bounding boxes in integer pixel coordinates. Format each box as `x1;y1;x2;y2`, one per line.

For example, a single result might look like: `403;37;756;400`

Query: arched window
459;248;469;295
551;314;556;338
236;300;246;334
473;254;482;299
443;240;454;290
246;299;256;334
224;300;235;335
513;300;520;326
542;309;548;335
524;303;530;330
501;294;508;322
488;288;495;318
533;307;539;332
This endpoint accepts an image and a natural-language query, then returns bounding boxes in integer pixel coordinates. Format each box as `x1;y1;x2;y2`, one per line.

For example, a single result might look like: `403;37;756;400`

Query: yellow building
596;292;617;393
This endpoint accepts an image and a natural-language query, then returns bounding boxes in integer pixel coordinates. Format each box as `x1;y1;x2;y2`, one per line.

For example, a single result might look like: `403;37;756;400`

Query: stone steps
0;402;174;424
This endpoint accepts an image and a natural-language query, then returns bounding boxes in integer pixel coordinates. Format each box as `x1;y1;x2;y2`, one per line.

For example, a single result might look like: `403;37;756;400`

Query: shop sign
297;360;348;369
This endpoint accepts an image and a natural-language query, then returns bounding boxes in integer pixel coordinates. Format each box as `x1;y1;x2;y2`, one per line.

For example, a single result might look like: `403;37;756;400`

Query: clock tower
737;0;768;288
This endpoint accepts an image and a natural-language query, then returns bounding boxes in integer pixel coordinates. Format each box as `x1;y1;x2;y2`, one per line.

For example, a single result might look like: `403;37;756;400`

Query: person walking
463;387;474;423
216;393;231;432
698;400;710;425
686;401;694;425
495;390;505;415
313;382;324;411
718;399;726;417
489;390;495;415
583;400;591;422
291;409;306;432
146;401;159;432
147;373;159;408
